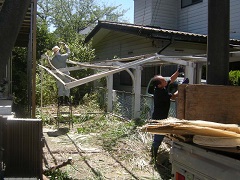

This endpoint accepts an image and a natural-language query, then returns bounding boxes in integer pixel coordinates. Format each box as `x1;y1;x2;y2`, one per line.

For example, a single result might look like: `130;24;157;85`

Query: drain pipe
157;38;173;54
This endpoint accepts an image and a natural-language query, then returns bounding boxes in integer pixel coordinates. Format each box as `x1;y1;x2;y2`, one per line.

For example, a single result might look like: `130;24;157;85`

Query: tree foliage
37;0;127;38
13;0;128;108
229;70;240;86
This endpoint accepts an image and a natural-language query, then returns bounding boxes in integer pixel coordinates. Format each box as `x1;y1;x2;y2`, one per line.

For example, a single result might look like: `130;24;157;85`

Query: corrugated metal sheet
4;118;43;179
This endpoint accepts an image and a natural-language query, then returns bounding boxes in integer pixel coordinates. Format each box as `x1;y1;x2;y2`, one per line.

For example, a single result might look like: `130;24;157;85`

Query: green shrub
229;70;240;86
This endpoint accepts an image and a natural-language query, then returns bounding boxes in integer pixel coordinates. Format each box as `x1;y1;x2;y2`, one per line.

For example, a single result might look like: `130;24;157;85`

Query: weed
44;169;73;180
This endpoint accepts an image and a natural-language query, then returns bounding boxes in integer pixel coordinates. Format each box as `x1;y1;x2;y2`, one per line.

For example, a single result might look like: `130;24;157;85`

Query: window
181;0;203;8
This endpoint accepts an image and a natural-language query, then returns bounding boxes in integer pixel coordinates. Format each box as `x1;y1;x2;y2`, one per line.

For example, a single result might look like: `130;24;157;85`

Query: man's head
152;75;167;88
52;46;60;54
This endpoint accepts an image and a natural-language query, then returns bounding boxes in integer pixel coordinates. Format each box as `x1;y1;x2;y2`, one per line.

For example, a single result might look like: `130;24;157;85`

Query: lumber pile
141;117;240;152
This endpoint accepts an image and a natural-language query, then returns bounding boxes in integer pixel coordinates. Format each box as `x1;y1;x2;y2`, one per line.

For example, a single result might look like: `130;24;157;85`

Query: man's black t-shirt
152;80;172;120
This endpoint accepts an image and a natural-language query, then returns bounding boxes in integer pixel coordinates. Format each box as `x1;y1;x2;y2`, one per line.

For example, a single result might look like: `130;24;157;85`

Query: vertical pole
196;63;203;84
40;59;43;115
31;0;37;118
184;62;195;84
207;0;229;85
107;75;113;112
133;66;142;119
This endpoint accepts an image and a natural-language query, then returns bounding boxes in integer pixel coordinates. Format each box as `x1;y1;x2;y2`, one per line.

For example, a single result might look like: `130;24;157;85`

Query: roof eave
85;21;240;45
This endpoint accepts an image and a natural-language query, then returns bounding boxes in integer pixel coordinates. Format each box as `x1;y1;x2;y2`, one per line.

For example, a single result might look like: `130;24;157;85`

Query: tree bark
0;0;31;81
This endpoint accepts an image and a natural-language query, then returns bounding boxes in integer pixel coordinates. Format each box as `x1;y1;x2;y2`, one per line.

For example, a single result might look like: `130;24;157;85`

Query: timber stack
141;84;240;153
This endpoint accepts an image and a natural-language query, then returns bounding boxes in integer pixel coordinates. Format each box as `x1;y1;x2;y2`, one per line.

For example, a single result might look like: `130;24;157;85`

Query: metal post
207;0;229;85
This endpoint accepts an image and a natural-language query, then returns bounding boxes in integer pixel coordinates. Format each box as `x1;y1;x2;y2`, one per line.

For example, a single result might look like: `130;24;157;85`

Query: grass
38;91;167;179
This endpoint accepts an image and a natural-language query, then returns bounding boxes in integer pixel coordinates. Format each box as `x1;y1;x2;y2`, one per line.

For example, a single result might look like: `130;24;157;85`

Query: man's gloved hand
182;78;189;84
59;42;68;49
178;65;184;73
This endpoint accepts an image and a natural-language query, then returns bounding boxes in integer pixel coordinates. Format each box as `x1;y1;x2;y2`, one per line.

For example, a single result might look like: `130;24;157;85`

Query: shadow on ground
46;127;69;137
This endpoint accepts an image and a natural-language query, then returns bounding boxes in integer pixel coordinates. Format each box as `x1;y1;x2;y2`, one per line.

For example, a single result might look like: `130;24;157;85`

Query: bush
229;70;240;86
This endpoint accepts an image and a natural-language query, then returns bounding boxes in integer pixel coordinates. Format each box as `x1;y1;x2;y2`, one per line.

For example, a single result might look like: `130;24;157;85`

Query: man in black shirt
151;66;185;163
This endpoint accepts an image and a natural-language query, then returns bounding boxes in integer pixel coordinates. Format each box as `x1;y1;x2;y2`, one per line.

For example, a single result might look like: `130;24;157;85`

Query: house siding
150;0;178;30
134;0;240;39
230;0;240;39
92;29;206;91
134;0;178;29
178;0;208;35
134;0;153;25
93;30;206;61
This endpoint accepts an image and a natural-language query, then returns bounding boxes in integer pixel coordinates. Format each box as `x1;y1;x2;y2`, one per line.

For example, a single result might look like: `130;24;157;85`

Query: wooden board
142;118;240;138
176;84;187;119
193;135;240;147
179;84;240;124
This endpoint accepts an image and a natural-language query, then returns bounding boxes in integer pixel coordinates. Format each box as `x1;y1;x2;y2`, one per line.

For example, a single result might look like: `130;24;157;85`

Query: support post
107;75;113;112
133;66;142;119
184;62;195;84
207;0;229;85
196;62;204;84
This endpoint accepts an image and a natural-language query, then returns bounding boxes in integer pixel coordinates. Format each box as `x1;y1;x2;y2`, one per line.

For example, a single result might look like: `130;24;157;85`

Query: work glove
182;78;189;84
178;65;184;73
59;41;68;48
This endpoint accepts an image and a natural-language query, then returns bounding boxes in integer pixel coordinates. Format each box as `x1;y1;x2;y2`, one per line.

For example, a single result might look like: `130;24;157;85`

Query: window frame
181;0;203;8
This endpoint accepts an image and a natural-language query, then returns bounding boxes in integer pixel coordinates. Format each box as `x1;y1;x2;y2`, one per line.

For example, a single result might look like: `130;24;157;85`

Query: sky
50;1;134;32
100;0;134;23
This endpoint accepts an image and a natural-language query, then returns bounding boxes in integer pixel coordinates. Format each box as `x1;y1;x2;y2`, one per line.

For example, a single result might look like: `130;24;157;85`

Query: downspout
157;38;173;54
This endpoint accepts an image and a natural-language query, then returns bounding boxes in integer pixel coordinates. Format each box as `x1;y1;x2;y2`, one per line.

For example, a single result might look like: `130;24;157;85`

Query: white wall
134;0;153;25
178;0;208;35
134;0;240;39
150;0;178;29
93;30;206;61
230;0;240;39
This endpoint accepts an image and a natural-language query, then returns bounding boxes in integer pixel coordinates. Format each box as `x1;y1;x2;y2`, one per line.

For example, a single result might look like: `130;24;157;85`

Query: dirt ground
41;106;171;180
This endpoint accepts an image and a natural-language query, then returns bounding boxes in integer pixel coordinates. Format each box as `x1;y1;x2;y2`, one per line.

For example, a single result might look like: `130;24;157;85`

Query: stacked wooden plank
142;84;240;152
141;117;240;148
142;118;240;137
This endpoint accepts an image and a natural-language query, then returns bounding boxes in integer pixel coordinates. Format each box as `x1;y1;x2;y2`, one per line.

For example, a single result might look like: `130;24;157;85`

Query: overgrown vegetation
229;70;240;86
40;91;158;179
44;169;72;180
11;0;129;115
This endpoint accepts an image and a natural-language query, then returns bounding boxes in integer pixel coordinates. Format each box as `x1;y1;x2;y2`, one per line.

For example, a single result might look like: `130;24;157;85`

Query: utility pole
207;0;230;85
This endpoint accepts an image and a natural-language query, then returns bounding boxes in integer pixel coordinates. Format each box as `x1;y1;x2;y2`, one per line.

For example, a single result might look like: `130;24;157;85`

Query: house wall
177;0;208;35
93;30;206;61
134;0;178;29
178;0;240;39
92;30;206;92
134;0;240;39
134;0;153;25
230;0;240;39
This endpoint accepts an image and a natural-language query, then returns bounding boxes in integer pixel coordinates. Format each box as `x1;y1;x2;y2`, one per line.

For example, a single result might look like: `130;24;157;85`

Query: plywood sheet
183;85;240;124
176;84;187;119
193;135;240;147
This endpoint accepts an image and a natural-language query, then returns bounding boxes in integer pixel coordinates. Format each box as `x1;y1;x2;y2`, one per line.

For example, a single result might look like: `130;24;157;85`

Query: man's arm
60;42;70;57
170;66;184;84
170;70;180;84
171;90;178;100
64;44;70;55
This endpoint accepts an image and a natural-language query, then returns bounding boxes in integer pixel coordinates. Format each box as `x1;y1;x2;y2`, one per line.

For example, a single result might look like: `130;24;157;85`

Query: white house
134;0;240;39
85;0;240;87
84;0;240;118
